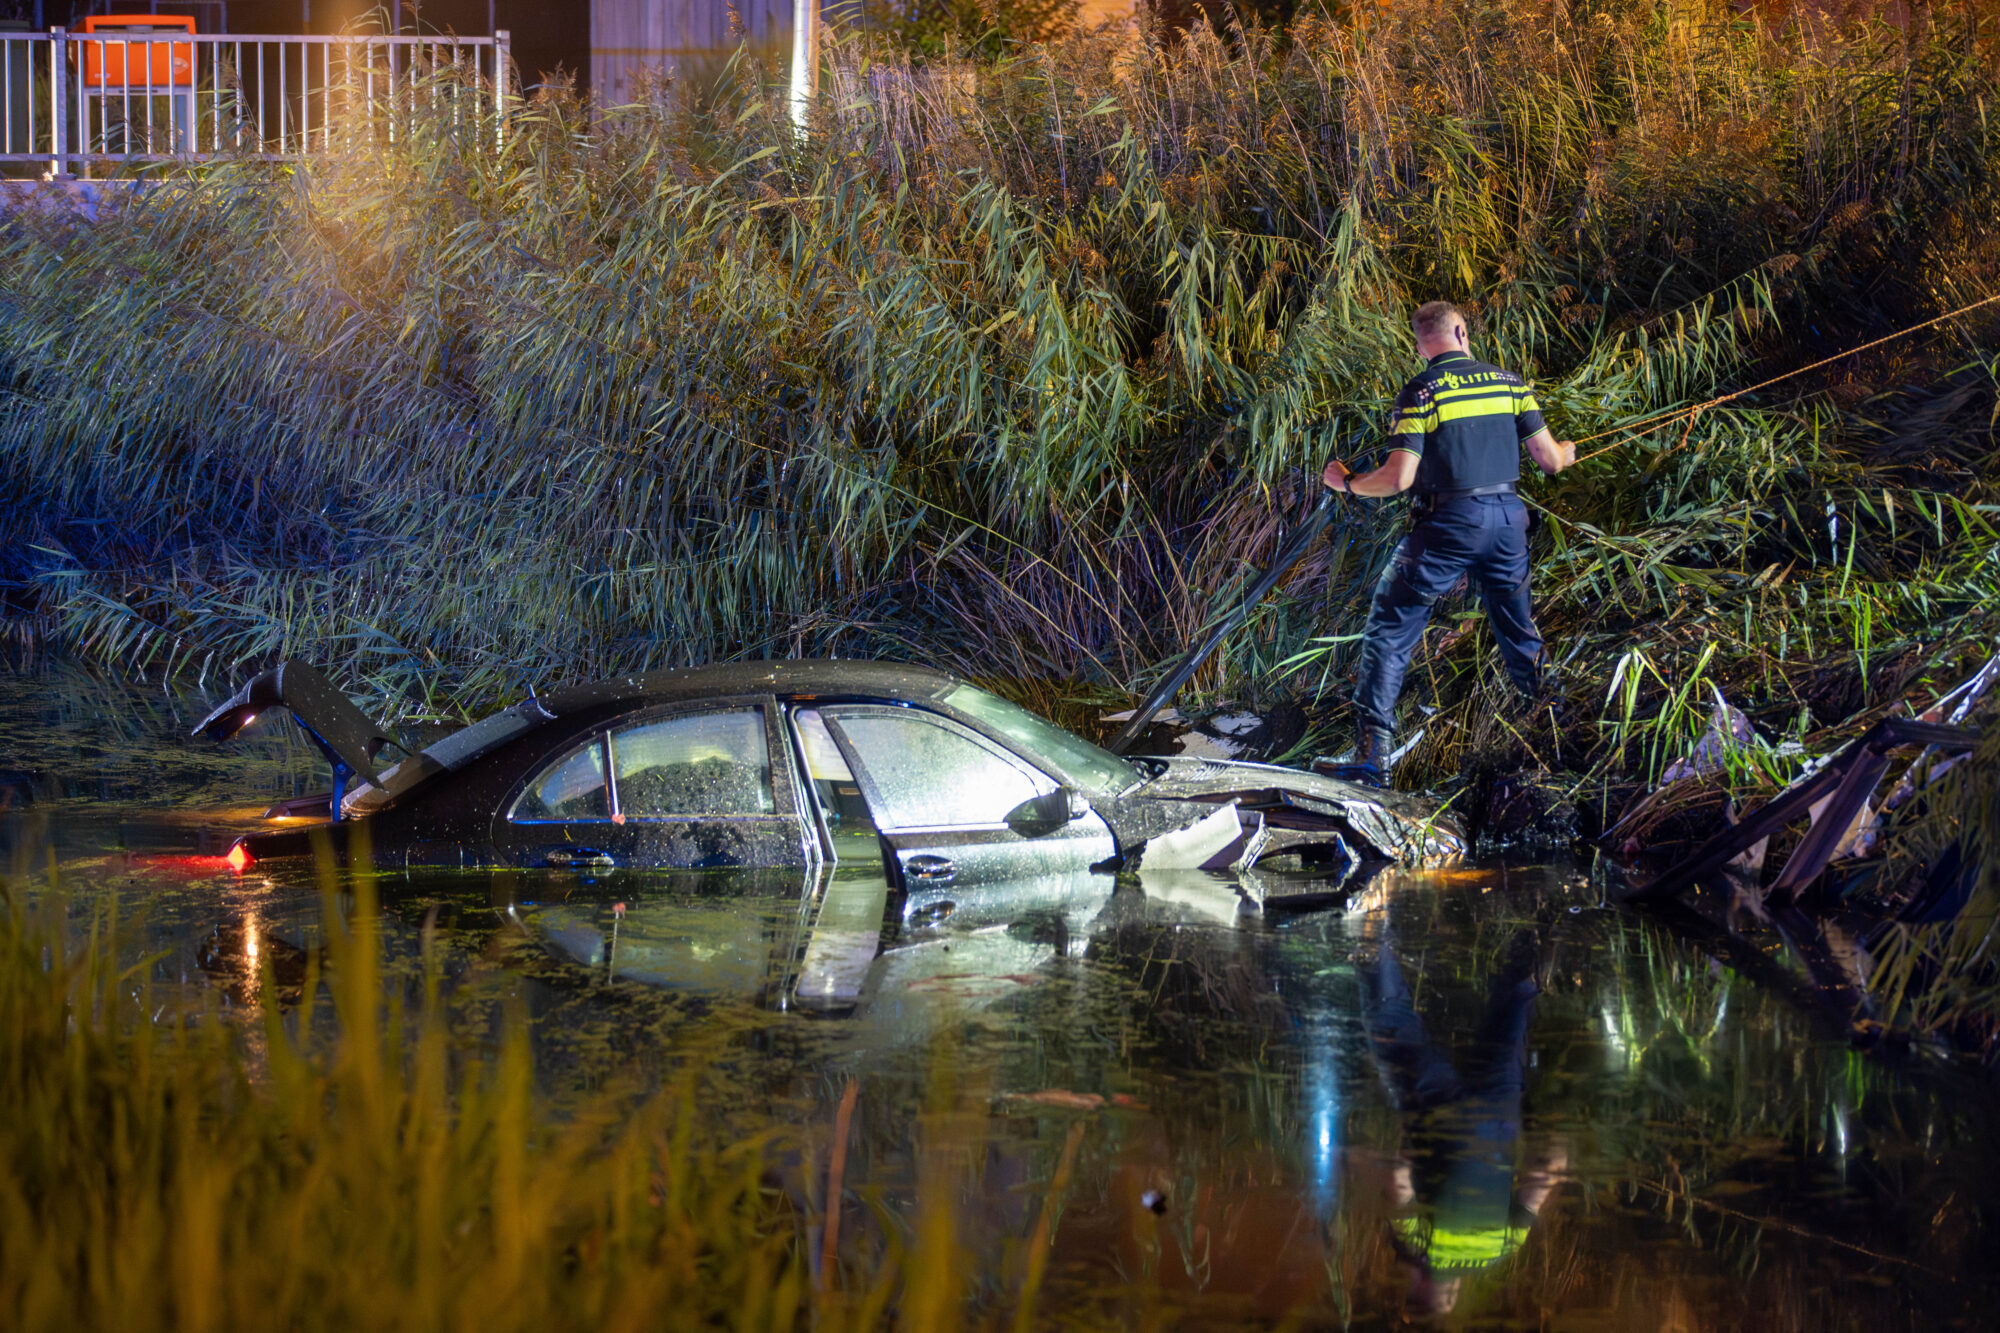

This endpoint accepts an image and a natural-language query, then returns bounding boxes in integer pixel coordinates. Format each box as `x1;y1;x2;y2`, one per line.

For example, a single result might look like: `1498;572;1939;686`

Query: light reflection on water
5;662;2000;1326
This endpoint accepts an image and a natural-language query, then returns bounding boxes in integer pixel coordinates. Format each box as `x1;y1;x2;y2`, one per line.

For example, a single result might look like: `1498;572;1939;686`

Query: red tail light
226;843;252;872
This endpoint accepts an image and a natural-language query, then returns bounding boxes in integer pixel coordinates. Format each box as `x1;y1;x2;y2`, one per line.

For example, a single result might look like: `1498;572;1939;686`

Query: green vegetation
0;877;808;1332
0;0;1990;720
1;5;1998;1027
864;0;1081;55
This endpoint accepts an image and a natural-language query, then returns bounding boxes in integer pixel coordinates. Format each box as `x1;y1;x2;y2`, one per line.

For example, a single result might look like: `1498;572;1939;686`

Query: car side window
610;709;773;818
823;707;1048;830
793;709;878;838
510;738;611;822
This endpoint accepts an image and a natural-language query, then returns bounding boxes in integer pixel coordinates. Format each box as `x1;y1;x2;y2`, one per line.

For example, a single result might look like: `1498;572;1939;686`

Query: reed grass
1;0;1992;729
2;5;1999;1025
0;871;821;1332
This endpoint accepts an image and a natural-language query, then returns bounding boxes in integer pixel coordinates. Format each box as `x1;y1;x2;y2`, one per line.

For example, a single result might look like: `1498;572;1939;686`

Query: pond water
4;661;1998;1327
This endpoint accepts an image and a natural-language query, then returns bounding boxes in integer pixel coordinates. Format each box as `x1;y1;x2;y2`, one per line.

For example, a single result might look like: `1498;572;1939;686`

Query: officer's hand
1322;459;1351;492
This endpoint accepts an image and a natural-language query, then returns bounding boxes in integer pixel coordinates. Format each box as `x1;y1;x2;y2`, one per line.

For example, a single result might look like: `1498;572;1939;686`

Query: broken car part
1106;492;1338;755
1621;717;1981;905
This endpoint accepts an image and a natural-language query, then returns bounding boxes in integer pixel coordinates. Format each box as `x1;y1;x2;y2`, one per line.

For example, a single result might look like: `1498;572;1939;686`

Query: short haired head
1412;301;1465;341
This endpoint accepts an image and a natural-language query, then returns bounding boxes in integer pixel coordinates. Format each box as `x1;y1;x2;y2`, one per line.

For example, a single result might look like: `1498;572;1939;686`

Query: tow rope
1106;291;2000;753
1572;291;2000;463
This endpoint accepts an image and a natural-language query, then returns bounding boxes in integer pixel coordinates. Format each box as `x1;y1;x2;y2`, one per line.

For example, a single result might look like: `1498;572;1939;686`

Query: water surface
3;661;1996;1328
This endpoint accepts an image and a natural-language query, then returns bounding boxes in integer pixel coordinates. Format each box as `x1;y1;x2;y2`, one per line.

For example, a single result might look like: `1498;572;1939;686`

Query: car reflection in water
505;861;1266;1040
175;854;2000;1324
498;858;1563;1312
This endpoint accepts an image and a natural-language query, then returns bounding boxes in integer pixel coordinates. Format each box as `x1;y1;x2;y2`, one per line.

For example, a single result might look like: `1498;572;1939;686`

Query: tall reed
0;872;825;1331
1;0;1994;770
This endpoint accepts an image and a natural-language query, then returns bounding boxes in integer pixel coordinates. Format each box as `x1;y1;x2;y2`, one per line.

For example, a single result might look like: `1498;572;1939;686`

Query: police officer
1322;302;1575;785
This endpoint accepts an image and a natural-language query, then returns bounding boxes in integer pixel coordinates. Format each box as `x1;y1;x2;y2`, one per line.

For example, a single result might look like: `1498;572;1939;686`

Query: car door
497;698;813;870
800;703;1116;890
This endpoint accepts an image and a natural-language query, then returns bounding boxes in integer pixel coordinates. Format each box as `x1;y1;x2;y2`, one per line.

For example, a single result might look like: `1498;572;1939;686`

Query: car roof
532;658;961;718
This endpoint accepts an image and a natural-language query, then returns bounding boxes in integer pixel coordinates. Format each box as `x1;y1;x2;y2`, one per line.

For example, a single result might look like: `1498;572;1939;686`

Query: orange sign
78;15;196;89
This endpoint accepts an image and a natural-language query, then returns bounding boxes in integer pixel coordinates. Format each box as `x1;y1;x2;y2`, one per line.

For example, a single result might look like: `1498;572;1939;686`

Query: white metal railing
0;28;510;176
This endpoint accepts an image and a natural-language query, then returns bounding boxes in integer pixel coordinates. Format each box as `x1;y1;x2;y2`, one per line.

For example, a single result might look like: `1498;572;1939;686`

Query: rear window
609;710;773;817
343;706;538;816
424;709;535;770
506;708;777;824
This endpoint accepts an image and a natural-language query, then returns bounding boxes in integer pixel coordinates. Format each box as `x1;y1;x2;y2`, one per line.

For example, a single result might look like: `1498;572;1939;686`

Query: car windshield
941;685;1143;797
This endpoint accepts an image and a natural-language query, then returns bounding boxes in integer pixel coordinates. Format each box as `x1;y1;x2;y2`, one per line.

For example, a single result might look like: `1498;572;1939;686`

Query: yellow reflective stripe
1428;382;1517;403
1433;397;1521;424
1518;390;1541;414
1390;415;1429;435
1424;1225;1521;1268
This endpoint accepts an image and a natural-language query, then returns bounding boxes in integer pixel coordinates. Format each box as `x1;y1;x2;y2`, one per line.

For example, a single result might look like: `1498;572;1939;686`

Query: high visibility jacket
1386;351;1546;493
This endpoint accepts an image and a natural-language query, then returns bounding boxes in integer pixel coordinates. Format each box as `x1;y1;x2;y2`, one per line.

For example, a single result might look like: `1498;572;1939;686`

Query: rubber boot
1310;724;1398;788
1351;723;1396;789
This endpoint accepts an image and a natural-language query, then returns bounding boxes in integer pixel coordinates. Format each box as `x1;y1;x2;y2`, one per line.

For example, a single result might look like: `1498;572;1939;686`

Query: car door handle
904;854;955;884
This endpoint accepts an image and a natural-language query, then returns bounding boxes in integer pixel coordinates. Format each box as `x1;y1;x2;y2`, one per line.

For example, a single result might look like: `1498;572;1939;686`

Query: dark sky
25;0;592;93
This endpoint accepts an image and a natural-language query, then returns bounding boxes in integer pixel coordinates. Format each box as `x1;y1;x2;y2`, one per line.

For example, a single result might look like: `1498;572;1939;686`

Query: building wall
1075;0;1137;26
591;0;793;104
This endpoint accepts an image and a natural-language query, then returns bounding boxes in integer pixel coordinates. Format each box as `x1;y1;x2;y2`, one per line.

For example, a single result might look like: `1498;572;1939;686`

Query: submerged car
197;659;1460;887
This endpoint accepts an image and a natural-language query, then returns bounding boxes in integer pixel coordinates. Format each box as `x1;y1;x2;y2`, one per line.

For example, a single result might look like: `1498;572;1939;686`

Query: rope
1571;291;2000;464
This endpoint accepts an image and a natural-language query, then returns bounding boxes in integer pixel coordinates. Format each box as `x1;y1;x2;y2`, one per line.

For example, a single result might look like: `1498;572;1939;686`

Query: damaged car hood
1117;756;1464;867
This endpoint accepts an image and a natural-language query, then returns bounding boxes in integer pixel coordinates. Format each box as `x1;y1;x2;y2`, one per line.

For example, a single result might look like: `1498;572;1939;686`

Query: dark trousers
1359;931;1542;1255
1352;494;1543;734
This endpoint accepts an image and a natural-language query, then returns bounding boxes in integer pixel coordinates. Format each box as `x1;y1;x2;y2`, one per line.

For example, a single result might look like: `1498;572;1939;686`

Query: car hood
1125;755;1464;863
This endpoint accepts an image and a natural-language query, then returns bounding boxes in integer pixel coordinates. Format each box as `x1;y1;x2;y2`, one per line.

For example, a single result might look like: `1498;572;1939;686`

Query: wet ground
4;662;1999;1328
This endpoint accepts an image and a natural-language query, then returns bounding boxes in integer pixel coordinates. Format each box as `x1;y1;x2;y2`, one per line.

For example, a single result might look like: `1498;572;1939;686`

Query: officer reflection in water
1354;926;1566;1317
1323;301;1577;784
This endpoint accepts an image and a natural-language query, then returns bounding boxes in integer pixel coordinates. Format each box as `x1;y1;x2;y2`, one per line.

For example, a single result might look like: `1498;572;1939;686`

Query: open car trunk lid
193;659;399;815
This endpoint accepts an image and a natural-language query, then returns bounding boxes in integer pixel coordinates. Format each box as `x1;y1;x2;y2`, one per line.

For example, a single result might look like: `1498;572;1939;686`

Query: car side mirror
1036;786;1090;822
1007;786;1090;835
